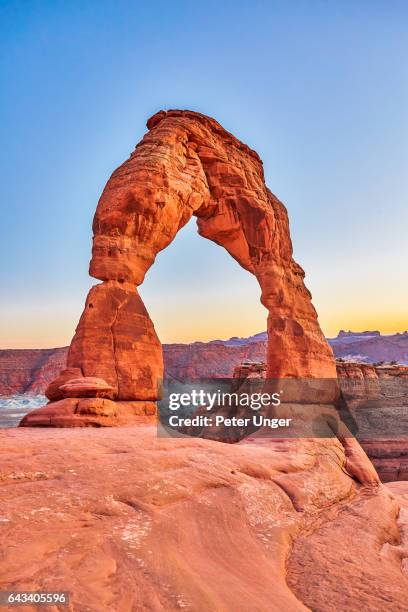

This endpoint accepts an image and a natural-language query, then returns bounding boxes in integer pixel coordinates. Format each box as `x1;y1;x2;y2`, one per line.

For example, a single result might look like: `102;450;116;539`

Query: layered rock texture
226;360;408;483
330;330;408;364
337;361;408;482
0;347;68;395
3;330;408;395
21;109;335;427
3;426;408;611
0;338;269;394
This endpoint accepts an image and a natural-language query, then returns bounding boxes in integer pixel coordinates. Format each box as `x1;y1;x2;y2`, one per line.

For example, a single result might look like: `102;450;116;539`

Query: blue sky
1;0;407;347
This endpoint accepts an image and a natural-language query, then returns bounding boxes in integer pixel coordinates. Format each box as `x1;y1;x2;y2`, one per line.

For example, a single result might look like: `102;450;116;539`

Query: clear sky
1;0;407;348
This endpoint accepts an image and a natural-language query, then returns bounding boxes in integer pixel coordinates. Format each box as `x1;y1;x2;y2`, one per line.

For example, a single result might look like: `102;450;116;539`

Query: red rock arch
21;110;336;427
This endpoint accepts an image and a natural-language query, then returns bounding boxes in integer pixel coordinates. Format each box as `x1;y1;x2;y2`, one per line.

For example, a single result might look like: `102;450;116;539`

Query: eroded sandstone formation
228;359;408;482
4;426;407;611
21;109;336;427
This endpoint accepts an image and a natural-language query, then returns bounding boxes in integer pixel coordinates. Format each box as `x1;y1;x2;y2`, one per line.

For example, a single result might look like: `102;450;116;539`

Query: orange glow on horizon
1;308;406;350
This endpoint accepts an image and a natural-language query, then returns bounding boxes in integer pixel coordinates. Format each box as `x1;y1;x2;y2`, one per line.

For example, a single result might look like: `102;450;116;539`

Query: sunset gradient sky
1;1;407;348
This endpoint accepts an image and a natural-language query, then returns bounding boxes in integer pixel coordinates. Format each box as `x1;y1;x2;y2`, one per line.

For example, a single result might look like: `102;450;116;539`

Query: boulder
45;367;83;401
19;398;156;427
59;377;115;399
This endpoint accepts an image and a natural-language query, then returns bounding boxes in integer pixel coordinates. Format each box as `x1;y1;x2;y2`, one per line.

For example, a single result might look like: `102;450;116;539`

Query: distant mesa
337;330;381;338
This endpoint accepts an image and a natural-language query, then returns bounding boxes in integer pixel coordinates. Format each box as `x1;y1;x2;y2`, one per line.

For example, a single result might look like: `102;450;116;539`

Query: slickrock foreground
0;427;407;611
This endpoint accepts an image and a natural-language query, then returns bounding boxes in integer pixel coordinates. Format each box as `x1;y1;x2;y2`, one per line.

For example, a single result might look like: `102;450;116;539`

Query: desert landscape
2;335;408;483
2;329;408;397
2;1;408;610
1;108;408;612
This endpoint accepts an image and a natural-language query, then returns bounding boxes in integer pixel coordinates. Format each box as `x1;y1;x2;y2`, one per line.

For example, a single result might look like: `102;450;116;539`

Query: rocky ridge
2;331;407;396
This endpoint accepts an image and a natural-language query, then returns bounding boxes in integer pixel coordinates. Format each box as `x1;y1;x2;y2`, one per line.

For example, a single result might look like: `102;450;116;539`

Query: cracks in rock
109;288;130;400
270;476;302;513
385;506;408;575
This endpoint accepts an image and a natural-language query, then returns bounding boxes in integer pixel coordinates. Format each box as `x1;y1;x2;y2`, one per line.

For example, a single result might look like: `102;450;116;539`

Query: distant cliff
163;332;268;380
329;330;408;364
1;330;408;395
0;348;68;395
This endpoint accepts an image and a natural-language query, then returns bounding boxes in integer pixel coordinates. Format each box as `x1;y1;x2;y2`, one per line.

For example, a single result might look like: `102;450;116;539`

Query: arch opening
139;216;267;345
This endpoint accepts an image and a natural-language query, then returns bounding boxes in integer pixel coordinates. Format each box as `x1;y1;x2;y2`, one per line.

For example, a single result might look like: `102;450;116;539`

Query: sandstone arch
21;110;336;427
